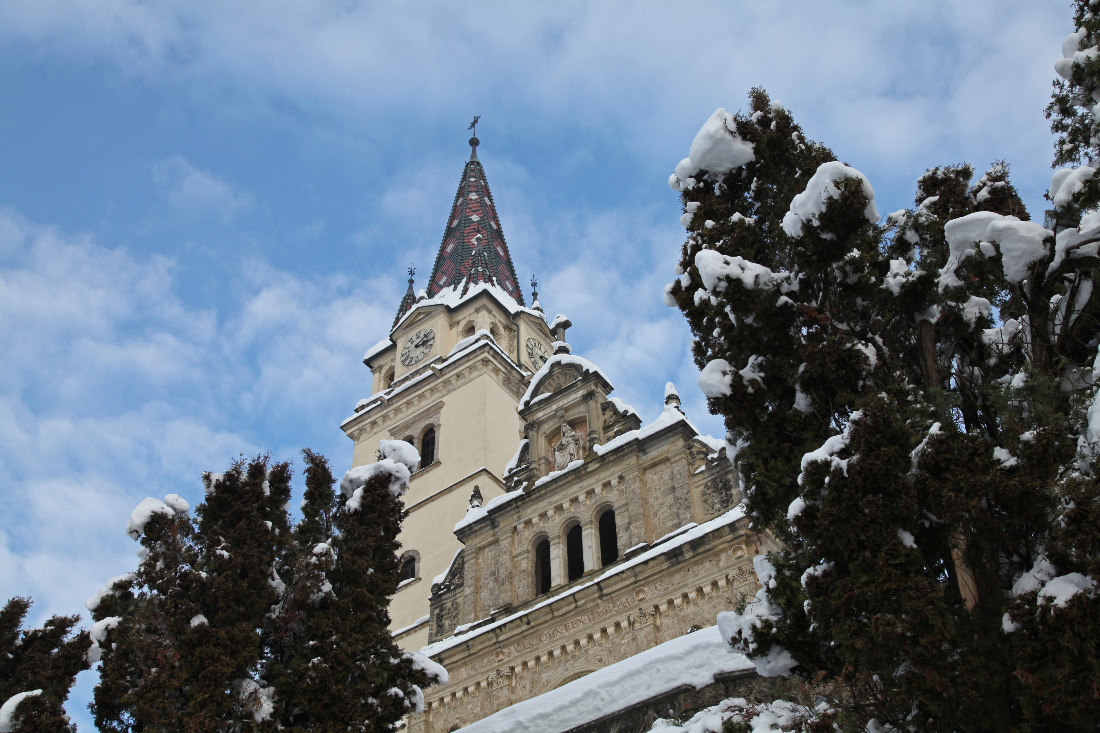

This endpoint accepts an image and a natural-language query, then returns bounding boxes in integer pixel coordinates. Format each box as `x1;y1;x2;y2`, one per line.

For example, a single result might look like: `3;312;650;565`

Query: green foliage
670;65;1100;729
0;597;89;732
89;448;441;732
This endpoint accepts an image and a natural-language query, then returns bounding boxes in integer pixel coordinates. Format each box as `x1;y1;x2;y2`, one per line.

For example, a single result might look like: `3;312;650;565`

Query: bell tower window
534;537;551;596
598;508;619;566
566;523;584;582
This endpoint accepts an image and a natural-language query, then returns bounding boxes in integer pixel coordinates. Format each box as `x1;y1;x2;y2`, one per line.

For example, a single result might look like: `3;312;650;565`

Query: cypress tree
89;491;210;731
262;449;341;729
89;446;444;731
90;457;292;730
268;441;444;731
667;20;1100;723
0;597;89;733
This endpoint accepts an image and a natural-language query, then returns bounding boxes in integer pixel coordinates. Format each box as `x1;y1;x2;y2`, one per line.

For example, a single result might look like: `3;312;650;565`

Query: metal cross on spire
468;116;481;160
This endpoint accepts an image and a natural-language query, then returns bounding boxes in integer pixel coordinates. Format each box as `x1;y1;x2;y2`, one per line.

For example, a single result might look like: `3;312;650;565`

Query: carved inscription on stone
506;596;635;656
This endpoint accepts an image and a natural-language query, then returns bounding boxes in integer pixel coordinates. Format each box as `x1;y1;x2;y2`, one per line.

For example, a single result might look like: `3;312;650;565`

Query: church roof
425;140;524;305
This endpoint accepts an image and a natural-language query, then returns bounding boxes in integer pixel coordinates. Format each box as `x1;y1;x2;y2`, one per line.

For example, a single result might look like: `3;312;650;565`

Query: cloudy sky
0;0;1072;726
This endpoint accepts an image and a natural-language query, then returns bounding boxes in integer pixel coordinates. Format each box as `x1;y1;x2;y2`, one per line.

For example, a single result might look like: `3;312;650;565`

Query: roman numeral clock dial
526;337;550;369
401;328;436;366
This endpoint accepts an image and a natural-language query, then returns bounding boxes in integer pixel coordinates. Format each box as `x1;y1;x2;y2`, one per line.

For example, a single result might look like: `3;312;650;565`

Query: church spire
392;267;417;328
425;122;524;305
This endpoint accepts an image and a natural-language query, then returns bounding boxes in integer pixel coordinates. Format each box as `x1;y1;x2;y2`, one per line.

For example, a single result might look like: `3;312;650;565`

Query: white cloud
153;155;251;219
0;2;1065;165
0;205;395;632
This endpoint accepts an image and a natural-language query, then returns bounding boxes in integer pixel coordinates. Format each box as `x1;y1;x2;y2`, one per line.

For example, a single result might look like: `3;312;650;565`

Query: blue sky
0;0;1072;727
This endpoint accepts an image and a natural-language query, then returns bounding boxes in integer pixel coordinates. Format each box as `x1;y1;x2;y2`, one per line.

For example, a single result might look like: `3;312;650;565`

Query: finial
469;485;483;508
468;116;481;160
665;381;683;412
530;275;539;302
407;266;415;284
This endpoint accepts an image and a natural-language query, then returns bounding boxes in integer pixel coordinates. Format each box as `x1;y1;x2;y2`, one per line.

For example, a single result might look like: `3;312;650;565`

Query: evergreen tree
89;491;212;731
0;597;89;732
261;449;341;729
667;11;1100;723
90;458;291;731
89;445;445;731
264;441;444;731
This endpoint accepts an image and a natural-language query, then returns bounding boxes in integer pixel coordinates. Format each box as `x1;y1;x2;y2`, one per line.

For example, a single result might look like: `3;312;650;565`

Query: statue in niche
553;423;586;470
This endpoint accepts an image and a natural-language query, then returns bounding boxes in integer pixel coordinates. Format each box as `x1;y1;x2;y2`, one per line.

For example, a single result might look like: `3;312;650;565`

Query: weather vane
468;116;480;135
408;266;415;281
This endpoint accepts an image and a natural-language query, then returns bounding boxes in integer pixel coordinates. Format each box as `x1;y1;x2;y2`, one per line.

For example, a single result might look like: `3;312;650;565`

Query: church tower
343;130;769;731
341;131;557;650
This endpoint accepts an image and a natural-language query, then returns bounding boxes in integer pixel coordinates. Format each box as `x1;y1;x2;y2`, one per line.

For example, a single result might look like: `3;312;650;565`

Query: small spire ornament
468;115;481;159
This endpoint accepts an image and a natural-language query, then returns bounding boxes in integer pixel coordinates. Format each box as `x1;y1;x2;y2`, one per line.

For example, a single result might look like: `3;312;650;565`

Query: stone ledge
560;669;765;733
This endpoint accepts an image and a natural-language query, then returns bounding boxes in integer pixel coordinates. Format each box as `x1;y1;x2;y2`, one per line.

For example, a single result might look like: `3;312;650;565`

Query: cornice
342;340;527;439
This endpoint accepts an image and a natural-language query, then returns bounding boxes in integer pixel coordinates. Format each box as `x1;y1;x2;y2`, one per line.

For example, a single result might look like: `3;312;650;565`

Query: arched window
463;322;475;338
566;524;584;582
534;538;551;596
383;367;395;390
399;555;417;583
598;508;619;566
420;427;436;469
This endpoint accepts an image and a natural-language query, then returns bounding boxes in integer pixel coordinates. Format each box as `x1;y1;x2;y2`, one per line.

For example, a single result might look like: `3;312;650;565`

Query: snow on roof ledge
364;283;549;366
456;625;753;733
519;353;613;410
392;280;546;333
363;334;395;363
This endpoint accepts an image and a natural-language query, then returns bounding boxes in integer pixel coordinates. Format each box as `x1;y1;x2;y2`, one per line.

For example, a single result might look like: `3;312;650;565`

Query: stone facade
343;145;769;729
413;515;764;732
402;355;773;731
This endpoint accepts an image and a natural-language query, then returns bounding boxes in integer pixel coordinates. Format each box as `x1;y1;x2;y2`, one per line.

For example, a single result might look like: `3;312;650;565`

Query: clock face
526;337;550;368
401;328;436;366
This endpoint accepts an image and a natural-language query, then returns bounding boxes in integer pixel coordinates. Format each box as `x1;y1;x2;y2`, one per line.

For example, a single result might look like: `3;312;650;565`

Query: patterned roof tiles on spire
426;139;524;305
